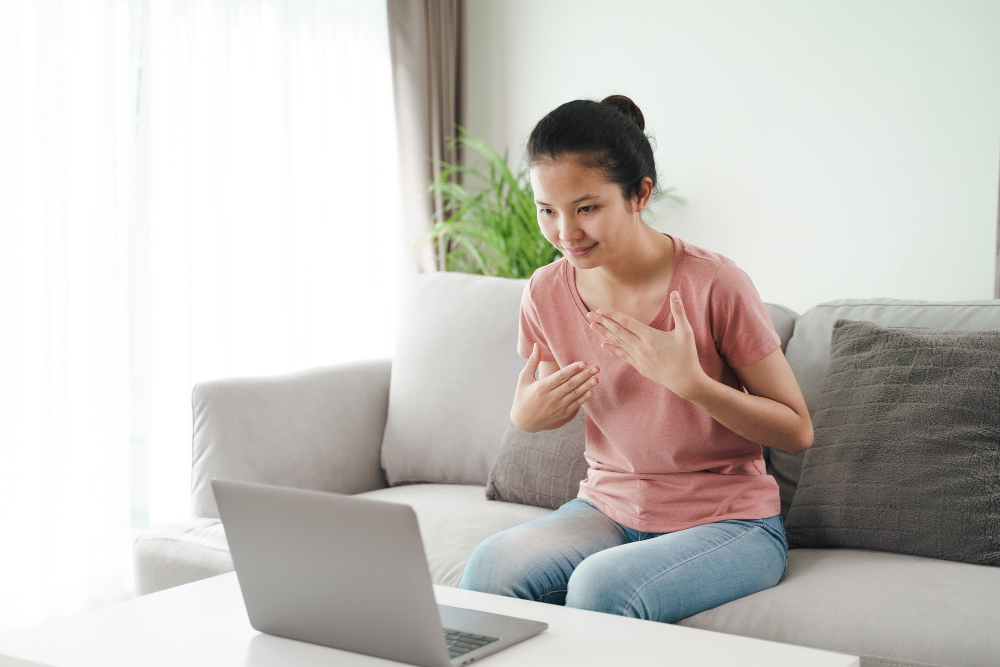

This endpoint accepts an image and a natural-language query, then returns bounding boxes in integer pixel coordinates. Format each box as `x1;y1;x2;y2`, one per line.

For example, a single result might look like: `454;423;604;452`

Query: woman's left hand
586;291;708;400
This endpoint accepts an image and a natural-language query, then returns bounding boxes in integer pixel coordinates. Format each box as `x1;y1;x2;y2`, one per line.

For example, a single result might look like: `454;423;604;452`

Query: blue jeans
458;497;788;623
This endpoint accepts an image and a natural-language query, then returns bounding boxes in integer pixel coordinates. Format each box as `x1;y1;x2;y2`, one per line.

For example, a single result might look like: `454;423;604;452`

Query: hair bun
600;94;645;132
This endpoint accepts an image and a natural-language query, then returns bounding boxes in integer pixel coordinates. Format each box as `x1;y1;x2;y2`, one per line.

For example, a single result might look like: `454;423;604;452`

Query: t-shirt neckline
563;232;683;330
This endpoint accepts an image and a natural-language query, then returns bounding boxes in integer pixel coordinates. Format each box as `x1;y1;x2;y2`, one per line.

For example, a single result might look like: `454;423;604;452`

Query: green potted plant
412;124;682;278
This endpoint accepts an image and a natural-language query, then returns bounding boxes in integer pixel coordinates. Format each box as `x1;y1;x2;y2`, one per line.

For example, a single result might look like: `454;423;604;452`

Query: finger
558;372;597;412
559;385;594;418
670;291;690;330
568;367;599;403
545;360;589;390
556;362;599;400
600;341;637;368
519;343;540;384
590;310;641;356
589;308;642;345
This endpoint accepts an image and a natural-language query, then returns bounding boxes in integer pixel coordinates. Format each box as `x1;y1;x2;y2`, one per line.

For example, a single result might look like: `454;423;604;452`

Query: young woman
458;95;814;623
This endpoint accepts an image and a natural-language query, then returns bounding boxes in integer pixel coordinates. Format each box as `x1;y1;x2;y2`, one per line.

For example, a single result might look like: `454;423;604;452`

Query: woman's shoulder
673;234;731;267
670;235;736;284
525;257;568;293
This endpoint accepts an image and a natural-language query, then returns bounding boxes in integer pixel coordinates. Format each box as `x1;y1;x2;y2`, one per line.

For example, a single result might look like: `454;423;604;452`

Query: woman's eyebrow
534;194;602;205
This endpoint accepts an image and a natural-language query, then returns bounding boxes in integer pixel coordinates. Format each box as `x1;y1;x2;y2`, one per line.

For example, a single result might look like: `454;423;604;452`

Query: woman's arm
686;348;814;454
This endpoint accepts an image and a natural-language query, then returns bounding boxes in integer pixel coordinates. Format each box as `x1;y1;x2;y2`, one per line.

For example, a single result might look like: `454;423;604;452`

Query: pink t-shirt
518;232;783;533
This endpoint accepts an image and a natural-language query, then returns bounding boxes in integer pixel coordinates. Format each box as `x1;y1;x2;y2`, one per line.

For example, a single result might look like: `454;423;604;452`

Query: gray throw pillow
485;412;590;510
784;318;1000;566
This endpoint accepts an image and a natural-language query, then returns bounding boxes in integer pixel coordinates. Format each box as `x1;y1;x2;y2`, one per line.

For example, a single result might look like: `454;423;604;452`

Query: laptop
211;478;548;667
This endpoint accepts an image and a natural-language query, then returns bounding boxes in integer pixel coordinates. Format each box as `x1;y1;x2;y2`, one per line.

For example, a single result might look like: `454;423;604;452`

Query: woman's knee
459;533;506;591
460;501;625;601
458;530;545;598
564;551;635;616
624;542;784;623
564;524;788;623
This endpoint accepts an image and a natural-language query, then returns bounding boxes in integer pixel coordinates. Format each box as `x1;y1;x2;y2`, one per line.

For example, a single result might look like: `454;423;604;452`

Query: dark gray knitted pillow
485;411;590;510
784;318;1000;566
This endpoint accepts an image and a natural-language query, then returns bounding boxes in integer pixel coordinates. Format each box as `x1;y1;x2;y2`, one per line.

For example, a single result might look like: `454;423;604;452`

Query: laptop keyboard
443;628;499;660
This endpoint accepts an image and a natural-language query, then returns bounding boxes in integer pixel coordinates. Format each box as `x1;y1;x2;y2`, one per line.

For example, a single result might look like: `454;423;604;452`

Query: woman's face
528;155;639;263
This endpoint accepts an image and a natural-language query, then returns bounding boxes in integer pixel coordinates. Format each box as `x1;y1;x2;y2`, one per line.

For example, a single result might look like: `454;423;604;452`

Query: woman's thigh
565;513;789;623
458;497;628;605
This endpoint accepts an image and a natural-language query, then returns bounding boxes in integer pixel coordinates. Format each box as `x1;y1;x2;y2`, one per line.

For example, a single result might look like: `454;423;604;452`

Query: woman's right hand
510;343;600;432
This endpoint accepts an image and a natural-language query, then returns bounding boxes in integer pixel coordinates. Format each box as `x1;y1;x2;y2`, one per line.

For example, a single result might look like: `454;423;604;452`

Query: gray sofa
132;270;1000;667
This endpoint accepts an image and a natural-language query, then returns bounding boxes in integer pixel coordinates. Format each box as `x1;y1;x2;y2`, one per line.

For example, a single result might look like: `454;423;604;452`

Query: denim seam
534;588;567;602
624;525;761;616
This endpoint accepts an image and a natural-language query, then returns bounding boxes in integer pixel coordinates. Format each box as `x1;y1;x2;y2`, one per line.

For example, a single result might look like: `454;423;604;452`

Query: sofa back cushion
380;270;798;488
380;272;529;485
485;412;591;510
775;298;1000;518
782;318;1000;566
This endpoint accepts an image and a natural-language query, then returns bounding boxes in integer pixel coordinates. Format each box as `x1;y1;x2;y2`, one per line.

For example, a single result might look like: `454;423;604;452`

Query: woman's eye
539;206;596;215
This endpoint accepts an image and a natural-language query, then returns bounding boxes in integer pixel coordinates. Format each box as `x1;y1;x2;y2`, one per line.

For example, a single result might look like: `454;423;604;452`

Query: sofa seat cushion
354;483;552;586
132;484;551;596
132;517;232;596
677;547;1000;667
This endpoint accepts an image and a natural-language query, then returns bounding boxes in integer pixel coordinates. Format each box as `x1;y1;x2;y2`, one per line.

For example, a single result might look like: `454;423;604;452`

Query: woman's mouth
567;243;597;257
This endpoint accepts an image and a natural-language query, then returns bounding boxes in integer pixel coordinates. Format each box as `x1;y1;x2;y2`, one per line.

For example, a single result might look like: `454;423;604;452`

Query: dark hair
525;94;659;215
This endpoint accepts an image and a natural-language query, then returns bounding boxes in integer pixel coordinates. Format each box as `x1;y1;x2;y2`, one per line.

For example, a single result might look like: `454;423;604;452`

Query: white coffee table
0;572;859;666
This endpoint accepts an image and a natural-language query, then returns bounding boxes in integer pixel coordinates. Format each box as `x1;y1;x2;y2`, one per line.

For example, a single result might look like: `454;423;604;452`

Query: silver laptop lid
212;477;453;667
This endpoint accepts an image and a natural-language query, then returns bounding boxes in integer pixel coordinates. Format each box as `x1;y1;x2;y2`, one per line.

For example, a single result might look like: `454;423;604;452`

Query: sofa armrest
190;357;392;519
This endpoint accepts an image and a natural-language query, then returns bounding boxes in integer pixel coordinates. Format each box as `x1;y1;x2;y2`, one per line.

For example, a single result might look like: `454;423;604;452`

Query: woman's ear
634;176;653;213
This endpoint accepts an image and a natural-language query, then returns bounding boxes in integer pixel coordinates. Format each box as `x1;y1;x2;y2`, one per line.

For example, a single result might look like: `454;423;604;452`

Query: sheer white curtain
0;0;404;632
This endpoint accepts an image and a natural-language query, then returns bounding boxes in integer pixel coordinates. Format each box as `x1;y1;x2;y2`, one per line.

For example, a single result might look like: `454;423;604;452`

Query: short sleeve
518;276;556;362
708;260;782;368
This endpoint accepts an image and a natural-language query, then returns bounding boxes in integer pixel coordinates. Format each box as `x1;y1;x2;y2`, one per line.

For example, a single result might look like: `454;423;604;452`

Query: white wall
465;0;1000;315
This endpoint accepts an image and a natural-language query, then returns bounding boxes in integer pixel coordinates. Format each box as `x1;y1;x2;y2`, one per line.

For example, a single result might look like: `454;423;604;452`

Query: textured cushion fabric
131;518;232;596
380;273;531;486
677;548;1000;667
773;299;1000;520
783;318;1000;566
485;412;589;510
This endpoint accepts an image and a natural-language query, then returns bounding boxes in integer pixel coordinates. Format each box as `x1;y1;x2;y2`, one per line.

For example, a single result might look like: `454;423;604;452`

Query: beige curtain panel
387;0;466;274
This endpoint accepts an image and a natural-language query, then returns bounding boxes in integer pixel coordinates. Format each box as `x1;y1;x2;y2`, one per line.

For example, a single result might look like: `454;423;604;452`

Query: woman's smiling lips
566;242;597;256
